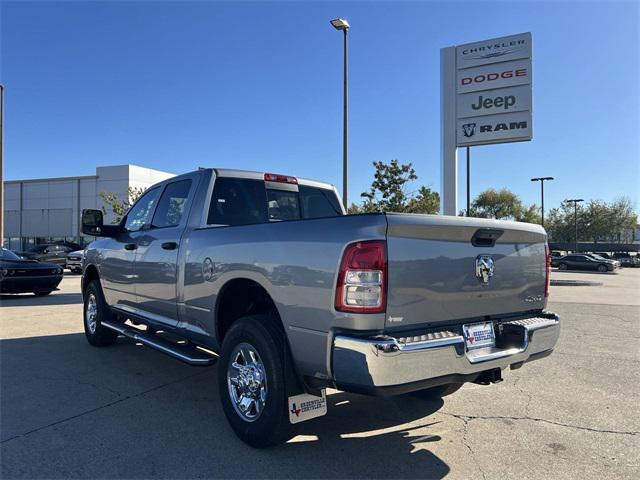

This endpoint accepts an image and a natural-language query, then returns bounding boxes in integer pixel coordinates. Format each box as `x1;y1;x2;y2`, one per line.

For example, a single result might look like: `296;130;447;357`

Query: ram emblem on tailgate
475;255;495;285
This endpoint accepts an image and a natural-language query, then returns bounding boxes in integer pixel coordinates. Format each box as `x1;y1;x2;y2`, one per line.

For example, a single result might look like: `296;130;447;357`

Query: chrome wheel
86;293;98;334
227;342;267;422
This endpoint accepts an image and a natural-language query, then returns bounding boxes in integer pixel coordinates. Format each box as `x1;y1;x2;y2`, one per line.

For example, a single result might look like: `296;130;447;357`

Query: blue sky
2;0;638;212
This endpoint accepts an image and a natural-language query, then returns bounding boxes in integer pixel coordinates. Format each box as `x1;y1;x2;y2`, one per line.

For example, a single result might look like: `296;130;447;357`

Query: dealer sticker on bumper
288;389;327;424
463;321;496;350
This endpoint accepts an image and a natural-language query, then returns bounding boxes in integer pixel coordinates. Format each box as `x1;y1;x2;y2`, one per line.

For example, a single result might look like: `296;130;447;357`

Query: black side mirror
82;209;120;237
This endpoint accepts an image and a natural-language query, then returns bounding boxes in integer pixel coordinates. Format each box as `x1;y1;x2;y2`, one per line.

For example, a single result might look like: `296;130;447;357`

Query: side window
207;178;268;226
267;189;300;221
151;179;192;228
124;187;160;232
299;185;343;219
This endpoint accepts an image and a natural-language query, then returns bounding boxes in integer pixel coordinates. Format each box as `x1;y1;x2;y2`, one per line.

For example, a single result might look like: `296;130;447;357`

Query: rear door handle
161;242;178;250
124;243;137;251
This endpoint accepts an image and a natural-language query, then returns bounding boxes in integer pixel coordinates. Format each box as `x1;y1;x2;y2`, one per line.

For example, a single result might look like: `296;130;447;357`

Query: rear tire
558;263;568;271
83;280;118;347
33;290;53;296
410;382;463;399
597;264;607;272
218;316;295;448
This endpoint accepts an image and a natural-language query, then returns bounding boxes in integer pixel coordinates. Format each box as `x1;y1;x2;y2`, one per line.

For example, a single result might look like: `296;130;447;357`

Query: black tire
33;290;53;296
558;263;568;271
597;264;608;273
83;280;118;347
410;382;463;399
218;315;295;448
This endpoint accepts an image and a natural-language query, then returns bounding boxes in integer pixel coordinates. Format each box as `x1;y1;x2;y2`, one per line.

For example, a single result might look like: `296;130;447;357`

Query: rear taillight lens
335;240;387;313
544;243;551;298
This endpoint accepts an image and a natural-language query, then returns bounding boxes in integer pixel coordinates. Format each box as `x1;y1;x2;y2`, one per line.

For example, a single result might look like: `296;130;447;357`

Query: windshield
1;248;22;260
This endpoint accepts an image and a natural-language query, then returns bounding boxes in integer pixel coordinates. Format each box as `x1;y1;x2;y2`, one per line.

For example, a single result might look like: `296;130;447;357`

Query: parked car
0;248;63;295
556;254;618;272
585;253;620;269
19;243;80;266
550;251;564;267
612;252;640;268
66;250;85;273
80;168;559;447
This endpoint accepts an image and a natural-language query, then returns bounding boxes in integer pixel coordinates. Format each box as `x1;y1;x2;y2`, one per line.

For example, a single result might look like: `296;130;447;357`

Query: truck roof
213;168;336;191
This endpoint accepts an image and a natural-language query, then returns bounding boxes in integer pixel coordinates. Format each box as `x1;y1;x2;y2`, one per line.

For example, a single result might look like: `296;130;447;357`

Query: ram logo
475;255;495;285
462;123;477;137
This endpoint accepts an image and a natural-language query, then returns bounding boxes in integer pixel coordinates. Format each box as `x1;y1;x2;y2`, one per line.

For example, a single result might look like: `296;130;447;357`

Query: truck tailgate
385;213;547;329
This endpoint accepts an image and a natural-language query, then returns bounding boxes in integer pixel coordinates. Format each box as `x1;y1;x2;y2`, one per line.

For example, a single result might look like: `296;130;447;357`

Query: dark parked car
612;252;640;268
0;248;64;295
556;254;618;272
18;243;80;266
550;251;564;267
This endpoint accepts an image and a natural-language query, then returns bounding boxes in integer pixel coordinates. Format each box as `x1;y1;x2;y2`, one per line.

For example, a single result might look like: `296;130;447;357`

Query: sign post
441;33;533;215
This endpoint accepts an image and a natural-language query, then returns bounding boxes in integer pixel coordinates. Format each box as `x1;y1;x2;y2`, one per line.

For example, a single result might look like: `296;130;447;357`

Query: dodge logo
475;255;495;285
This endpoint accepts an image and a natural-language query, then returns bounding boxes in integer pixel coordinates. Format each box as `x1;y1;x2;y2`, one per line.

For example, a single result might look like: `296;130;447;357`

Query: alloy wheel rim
227;342;267;422
86;294;98;334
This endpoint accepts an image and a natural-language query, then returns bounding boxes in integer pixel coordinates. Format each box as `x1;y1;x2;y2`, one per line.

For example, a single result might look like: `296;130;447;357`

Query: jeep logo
472;95;516;111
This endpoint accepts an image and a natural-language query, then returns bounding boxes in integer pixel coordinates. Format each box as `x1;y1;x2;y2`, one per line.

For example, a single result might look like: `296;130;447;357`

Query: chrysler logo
475;255;495;285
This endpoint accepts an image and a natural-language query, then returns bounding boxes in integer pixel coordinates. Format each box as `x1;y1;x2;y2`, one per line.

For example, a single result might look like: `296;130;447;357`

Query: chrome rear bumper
332;312;559;394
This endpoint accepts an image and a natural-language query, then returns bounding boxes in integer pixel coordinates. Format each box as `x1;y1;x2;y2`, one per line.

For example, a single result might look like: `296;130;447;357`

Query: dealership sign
455;33;532;146
440;32;533;215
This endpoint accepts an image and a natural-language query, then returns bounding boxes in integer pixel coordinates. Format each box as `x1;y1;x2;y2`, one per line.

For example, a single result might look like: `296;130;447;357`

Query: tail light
335;240;387;313
544;243;551;298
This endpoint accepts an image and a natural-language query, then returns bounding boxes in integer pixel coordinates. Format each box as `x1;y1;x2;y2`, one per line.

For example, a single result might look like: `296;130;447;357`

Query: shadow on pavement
0;292;82;307
1;332;450;479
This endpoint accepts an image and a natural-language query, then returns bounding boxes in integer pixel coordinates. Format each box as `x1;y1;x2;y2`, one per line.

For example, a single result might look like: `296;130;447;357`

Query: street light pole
531;176;554;228
0;84;4;247
330;18;350;210
567;198;584;252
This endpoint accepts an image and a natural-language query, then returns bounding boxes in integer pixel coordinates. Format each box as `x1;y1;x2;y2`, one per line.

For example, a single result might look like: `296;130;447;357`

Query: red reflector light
264;173;298;184
335;240;387;314
544;243;551;298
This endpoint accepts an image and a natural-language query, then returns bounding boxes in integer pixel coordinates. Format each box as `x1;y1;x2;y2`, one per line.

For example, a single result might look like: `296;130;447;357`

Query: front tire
33;290;53;296
558;263;568;271
218;316;295;448
83;280;118;347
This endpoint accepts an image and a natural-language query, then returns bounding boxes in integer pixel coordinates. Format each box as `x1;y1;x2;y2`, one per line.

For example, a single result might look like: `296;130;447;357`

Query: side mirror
82;209;120;237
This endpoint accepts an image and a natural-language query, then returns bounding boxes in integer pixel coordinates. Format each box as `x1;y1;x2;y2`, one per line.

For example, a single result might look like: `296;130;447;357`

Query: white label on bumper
288;390;327;424
463;321;496;350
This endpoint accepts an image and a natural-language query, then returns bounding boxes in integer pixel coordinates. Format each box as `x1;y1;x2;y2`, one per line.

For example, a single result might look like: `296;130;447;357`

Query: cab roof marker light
264;173;298;184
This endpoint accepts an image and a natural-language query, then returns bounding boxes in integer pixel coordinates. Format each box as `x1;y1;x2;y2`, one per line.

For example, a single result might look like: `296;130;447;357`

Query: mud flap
288;389;327;424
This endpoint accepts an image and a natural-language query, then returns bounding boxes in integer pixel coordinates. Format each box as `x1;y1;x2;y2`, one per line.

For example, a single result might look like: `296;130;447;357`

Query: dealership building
2;164;174;251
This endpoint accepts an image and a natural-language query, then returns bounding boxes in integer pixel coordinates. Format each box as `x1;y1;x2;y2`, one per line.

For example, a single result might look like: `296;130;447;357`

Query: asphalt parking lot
1;269;639;479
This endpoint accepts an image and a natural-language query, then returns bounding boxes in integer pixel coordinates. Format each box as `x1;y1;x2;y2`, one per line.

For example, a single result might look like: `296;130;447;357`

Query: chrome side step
102;321;217;366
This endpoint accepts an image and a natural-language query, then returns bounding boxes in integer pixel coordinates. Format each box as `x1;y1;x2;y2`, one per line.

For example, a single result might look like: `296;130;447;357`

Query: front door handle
124;243;137;251
161;242;178;250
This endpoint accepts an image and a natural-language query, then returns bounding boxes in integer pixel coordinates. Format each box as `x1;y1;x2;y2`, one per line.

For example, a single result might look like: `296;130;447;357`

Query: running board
102;321;217;366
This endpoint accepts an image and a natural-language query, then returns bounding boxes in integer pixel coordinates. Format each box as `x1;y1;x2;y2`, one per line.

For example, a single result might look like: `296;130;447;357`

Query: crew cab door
133;176;197;326
100;186;161;308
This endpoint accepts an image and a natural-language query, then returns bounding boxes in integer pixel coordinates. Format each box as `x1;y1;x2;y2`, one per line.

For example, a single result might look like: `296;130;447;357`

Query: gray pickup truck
81;167;559;447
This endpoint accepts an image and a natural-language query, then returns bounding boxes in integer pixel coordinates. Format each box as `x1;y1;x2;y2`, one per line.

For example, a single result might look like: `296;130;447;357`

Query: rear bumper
332;312;560;395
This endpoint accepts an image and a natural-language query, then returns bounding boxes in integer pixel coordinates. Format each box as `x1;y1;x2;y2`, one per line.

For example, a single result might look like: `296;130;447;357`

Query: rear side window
152;179;192;228
299;185;343;219
267;189;300;221
208;178;268;226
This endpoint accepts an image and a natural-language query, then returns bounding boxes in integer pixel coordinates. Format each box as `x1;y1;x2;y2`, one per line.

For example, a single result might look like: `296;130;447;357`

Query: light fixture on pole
531;176;554;228
566;198;584;253
330;18;350;209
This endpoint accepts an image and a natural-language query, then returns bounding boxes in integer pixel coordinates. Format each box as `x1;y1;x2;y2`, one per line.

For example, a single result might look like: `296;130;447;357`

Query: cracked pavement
1;271;639;479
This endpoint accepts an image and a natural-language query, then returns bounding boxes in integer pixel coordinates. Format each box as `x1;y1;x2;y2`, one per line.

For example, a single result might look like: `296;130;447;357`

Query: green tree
352;159;440;214
470;188;524;220
99;186;147;224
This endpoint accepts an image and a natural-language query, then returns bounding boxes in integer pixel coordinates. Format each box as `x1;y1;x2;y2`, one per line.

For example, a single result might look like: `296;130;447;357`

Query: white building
2;164;174;251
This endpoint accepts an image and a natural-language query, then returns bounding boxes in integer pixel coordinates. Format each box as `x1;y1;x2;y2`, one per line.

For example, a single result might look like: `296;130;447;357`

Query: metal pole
574;202;578;252
466;146;470;216
540;180;544;228
0;84;4;247
342;29;348;210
